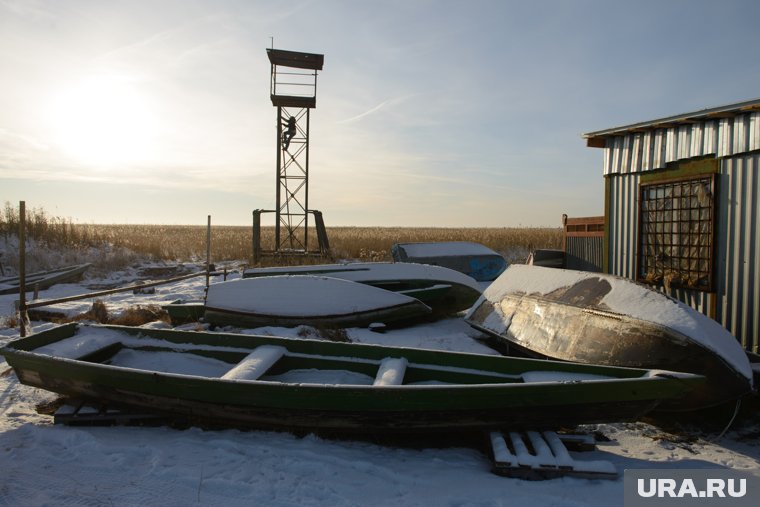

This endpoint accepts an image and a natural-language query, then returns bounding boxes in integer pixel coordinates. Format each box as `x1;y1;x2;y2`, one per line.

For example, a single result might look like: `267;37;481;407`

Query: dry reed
2;202;562;267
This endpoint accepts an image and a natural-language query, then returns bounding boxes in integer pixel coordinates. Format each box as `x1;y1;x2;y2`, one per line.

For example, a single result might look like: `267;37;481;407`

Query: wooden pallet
488;431;617;480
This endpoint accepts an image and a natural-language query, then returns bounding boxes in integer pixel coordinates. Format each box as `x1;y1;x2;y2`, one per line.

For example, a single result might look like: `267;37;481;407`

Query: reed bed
76;224;561;265
1;203;562;270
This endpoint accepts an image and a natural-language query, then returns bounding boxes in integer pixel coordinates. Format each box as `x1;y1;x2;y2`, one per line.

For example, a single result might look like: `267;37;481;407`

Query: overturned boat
391;241;507;282
204;275;432;329
464;265;753;411
0;323;704;432
243;261;482;315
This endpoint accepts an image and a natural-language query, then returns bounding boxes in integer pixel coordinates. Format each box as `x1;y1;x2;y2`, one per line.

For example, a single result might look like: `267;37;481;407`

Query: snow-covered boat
204;276;433;328
464;265;754;411
0;323;704;432
243;262;482;315
391;241;507;281
0;263;91;295
162;299;205;325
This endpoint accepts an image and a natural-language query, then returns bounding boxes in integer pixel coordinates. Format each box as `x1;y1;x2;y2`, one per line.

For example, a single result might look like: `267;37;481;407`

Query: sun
48;75;158;168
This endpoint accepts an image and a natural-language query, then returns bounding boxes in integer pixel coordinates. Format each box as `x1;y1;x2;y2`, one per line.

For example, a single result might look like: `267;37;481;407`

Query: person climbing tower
282;116;297;150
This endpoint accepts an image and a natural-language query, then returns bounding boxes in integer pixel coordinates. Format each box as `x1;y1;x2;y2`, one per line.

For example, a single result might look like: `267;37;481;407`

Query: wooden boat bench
373;357;408;386
221;345;287;381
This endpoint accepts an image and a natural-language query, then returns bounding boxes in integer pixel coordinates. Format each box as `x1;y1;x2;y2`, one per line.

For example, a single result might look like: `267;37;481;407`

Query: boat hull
243;262;482;316
162;300;206;325
204;302;430;329
465;266;753;411
203;276;433;329
391;242;507;282
0;324;704;432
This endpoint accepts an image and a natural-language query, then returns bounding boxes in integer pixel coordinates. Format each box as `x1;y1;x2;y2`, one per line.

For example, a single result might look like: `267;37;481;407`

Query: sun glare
48;75;158;168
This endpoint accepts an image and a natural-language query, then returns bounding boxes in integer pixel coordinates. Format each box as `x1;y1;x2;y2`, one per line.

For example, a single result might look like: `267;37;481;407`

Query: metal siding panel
603;146;613;175
750;112;760;152
608;173;643;280
621;135;631;173
594;115;760;179
733;115;748;154
664;288;709;315
715;164;730;328
703;120;718;155
612;137;623;174
740;162;753;348
718;117;733;157
622;175;631;277
614;177;624;276
611;177;624;276
609;178;619;274
665;127;678;163
628;174;639;278
740;155;760;353
641;131;653;171
678;125;691;159
631;133;642;172
653;129;666;169
754;156;760;353
565;237;603;272
690;123;704;158
722;155;760;352
727;159;743;340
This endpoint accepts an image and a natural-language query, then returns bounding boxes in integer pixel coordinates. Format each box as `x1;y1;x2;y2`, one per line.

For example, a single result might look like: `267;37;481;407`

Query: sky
1;0;760;227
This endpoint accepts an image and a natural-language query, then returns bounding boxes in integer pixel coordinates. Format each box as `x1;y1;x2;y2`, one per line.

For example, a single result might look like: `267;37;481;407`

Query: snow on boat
204;275;433;329
391;242;507;281
0;323;705;432
0;263;91;295
243;262;482;315
464;264;753;411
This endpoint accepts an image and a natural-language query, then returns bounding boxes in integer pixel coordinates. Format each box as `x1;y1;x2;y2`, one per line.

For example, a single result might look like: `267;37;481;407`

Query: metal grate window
638;174;716;291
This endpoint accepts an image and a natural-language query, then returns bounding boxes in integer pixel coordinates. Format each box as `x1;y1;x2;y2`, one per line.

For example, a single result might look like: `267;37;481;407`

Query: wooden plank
489;430;617;480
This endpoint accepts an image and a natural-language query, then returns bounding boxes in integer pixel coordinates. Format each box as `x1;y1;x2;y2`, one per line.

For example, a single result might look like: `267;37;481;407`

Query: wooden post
206;215;211;290
18;200;28;337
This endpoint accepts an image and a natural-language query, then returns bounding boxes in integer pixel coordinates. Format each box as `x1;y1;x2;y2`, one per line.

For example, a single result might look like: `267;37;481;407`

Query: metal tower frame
267;48;324;253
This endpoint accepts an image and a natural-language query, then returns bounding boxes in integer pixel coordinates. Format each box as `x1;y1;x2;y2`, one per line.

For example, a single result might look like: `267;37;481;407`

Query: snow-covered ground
1;262;759;506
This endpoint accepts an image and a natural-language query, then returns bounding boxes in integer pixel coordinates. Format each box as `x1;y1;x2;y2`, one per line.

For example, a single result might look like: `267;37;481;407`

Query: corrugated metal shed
584;98;760;352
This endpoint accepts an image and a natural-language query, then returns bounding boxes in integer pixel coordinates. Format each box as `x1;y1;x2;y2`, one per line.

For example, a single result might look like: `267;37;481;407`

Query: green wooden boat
162;299;206;325
243;262;482;316
204;276;433;329
0;323;704;432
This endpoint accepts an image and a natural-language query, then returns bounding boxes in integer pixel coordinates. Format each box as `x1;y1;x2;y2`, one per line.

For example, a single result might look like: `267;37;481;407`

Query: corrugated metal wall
603;112;760;175
565;236;603;272
605;151;760;352
606;173;639;280
719;154;760;353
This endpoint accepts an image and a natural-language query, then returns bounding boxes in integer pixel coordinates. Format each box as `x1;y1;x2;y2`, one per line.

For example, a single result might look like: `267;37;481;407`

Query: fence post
252;210;261;265
206;215;211;290
18;200;29;337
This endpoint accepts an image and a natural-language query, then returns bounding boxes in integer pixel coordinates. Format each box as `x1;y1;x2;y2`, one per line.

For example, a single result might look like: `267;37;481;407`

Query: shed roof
583;98;760;148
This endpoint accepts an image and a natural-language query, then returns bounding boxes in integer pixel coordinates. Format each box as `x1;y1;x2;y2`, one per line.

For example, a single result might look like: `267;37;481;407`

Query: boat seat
373;357;408;386
221;345;287;381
